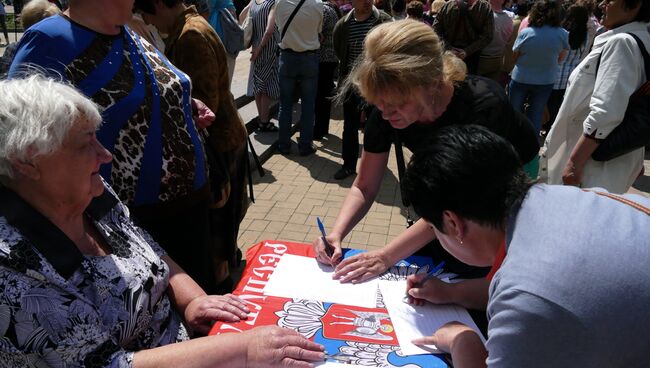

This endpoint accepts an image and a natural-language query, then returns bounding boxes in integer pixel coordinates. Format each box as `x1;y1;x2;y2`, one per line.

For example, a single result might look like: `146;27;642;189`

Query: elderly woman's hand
184;294;250;335
332;250;389;284
191;98;216;130
245;326;326;368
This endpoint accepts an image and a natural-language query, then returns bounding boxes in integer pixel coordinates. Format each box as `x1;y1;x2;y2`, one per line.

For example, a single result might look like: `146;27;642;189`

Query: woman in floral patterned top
0;76;326;367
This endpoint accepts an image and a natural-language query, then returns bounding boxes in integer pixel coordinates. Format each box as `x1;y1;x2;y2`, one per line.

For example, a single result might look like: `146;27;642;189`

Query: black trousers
131;187;218;295
0;14;8;40
546;89;566;130
464;52;481;75
314;62;337;138
342;89;363;170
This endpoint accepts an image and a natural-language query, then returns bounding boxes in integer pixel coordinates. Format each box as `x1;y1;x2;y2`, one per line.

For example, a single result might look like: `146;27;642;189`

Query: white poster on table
378;279;485;356
263;254;379;308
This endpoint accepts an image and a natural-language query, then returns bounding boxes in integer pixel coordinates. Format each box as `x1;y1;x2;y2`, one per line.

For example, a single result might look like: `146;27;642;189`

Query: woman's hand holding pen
313;233;343;267
406;273;454;306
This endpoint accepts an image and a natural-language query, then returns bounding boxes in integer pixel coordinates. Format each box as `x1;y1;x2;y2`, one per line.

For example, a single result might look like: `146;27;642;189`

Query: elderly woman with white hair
0;76;325;367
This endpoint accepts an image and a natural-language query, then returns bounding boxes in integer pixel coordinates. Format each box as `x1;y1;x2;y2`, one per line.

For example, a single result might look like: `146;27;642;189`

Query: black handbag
591;32;650;162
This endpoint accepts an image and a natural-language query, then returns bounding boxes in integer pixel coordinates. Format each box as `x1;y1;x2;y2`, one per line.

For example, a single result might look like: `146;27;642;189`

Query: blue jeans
508;80;553;135
277;50;319;153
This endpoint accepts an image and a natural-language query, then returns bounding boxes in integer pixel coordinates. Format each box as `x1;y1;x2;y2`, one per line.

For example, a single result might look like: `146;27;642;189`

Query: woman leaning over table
312;20;539;311
0;76;325;367
541;0;650;193
402;124;650;367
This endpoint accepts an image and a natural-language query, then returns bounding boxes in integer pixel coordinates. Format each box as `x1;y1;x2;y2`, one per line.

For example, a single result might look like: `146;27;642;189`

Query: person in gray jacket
403;124;650;368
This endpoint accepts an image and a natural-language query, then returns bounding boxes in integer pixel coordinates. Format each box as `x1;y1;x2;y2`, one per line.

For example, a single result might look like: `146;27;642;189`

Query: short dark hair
133;0;182;15
564;4;588;49
406;0;424;18
402;125;532;231
624;0;650;22
529;0;562;27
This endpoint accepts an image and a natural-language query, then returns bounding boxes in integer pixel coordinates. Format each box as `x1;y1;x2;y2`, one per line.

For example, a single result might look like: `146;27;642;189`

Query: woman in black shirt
312;20;538;311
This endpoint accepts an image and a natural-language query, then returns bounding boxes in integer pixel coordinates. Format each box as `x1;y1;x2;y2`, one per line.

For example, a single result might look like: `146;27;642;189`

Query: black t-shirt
363;76;540;164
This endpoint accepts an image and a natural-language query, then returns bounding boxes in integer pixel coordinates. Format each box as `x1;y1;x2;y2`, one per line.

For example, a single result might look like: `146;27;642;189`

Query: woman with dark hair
509;0;569;136
545;4;590;132
542;0;650;193
134;0;250;294
402;124;650;367
244;0;280;132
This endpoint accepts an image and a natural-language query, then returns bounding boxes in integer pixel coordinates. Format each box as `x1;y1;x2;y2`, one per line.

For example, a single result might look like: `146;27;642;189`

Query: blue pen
316;217;335;258
404;260;446;303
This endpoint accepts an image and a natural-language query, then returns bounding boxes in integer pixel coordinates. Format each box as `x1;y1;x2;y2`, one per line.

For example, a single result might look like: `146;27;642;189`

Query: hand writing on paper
333;250;389;284
406;273;453;306
191;98;216;130
245;326;326;368
312;234;343;266
184;294;250;335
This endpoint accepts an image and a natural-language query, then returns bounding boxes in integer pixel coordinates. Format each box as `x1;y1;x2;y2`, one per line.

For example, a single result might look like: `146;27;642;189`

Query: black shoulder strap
595;32;650;79
393;131;415;226
281;0;308;42
627;32;650;81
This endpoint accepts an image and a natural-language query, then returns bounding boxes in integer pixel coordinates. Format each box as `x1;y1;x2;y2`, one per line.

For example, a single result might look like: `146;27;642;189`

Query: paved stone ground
3;30;648;261
237;119;412;256
237;115;650;258
233;46;650;258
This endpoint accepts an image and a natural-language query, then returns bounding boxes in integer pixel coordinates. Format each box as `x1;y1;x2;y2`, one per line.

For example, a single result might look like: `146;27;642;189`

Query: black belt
281;48;318;54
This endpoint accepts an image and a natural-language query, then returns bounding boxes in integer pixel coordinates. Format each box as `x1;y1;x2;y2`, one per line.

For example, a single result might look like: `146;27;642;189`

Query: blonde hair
430;0;446;14
21;0;61;30
345;19;466;106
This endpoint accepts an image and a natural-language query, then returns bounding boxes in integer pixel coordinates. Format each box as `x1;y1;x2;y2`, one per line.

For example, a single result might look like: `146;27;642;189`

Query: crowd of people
0;0;649;366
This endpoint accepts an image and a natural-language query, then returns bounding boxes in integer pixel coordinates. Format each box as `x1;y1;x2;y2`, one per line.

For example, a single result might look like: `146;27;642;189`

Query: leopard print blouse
8;15;209;207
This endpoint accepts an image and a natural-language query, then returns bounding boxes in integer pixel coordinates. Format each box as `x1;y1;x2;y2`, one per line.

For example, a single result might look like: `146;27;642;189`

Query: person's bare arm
332;219;437;283
313;151;389;265
407;274;490;310
133;326;325;368
164;256;249;335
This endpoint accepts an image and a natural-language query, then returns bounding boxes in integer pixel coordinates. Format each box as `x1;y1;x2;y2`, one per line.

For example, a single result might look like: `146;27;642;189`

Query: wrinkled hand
406;273;453;306
192;98;216;130
245;326;325;368
333;250;389;284
312;234;342;266
412;322;479;354
185;294;250;335
562;158;584;187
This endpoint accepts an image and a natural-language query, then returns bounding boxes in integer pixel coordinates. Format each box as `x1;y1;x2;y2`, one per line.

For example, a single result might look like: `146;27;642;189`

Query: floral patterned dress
0;184;188;367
